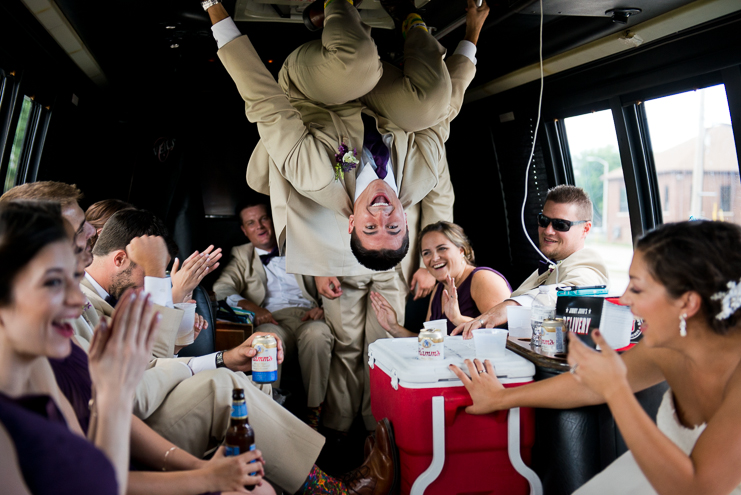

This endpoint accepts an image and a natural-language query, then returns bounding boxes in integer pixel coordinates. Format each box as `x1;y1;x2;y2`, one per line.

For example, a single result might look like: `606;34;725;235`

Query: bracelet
162;446;179;471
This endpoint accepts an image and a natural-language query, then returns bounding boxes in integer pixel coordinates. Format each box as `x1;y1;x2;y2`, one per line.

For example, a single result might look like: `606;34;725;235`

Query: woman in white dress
450;220;741;495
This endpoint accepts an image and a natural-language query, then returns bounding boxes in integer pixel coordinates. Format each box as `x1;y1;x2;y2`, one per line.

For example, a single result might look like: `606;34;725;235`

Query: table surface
507;336;570;371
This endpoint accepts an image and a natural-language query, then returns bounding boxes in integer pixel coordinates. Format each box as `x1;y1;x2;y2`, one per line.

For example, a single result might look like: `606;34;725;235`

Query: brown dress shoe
302;0;364;31
341;418;398;495
363;432;376;459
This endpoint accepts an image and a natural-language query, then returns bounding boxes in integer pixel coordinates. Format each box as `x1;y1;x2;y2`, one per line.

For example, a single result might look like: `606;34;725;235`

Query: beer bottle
225;388;257;490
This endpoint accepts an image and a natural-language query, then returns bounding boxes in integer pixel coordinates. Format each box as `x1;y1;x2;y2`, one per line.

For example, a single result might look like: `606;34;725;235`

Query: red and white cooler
369;336;542;495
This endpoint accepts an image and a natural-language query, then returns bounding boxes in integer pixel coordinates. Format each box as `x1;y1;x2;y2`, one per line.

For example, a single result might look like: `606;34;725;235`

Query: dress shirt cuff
454;40;477;65
144;277;174;308
226;294;246;308
508;295;534;309
212;18;242;49
189;353;218;374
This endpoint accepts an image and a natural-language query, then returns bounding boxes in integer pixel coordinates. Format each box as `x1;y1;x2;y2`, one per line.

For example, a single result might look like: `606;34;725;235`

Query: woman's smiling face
619;250;686;347
0;240;85;360
421;231;466;283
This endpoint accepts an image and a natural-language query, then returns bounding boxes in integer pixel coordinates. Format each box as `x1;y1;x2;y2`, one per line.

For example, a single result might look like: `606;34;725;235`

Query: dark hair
92;208;178;259
636;220;741;335
418;221;476;266
350;227;410;271
545;185;593;222
235;196;271;221
0;202;69;306
85;199;135;250
0;181;83;206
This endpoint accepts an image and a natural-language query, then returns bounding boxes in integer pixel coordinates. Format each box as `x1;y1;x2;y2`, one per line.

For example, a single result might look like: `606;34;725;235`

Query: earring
679;313;687;337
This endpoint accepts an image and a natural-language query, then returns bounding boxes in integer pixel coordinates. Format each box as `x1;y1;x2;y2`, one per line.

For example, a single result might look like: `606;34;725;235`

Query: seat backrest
177;285;216;357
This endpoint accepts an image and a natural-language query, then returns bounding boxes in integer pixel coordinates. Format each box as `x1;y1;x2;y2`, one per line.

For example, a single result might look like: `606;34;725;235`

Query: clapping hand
88;289;160;400
442;274;464;326
171;245;223;303
370;291;399;334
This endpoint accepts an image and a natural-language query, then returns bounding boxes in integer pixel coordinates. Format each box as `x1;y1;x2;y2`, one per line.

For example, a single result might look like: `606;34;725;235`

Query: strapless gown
573;389;741;494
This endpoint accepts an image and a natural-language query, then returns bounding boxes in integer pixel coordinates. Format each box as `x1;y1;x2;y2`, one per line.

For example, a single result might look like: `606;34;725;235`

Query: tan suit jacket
212;243;319;306
72;293;193;419
218;35;473;278
79;276;184;360
510;247;610;298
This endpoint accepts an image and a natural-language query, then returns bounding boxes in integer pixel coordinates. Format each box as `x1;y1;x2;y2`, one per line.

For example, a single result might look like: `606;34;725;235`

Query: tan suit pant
321;270;406;432
282;0;451;132
256;307;334;408
144;368;324;493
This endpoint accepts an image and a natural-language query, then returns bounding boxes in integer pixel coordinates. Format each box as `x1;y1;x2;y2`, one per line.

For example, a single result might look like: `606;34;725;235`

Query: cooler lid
368;336;535;386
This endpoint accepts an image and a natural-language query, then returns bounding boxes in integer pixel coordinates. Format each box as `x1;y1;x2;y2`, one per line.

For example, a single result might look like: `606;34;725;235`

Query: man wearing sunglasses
452;185;609;337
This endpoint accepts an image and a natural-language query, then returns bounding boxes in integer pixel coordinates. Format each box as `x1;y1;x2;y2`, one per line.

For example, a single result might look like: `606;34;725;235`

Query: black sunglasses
537;212;588;232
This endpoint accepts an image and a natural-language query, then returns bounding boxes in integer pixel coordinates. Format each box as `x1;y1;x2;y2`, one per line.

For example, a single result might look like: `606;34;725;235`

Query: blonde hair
418;221;475;266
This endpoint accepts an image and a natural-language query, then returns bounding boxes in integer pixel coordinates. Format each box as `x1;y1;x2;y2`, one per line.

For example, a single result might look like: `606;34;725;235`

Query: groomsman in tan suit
213;199;333;428
454;185;610;337
205;0;489;433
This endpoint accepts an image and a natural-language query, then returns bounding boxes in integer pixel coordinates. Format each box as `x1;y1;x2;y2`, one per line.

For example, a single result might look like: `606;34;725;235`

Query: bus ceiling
17;0;741;97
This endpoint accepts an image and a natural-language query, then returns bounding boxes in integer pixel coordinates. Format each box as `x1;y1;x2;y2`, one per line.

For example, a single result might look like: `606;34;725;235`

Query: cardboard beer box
556;296;633;350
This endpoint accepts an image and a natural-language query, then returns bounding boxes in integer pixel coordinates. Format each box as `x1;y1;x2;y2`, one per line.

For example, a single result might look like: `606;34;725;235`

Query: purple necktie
362;113;390;179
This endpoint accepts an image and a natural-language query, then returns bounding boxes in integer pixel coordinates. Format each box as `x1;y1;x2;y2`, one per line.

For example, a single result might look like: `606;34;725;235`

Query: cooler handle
443;393;473;427
508;407;543;495
410;396;445;495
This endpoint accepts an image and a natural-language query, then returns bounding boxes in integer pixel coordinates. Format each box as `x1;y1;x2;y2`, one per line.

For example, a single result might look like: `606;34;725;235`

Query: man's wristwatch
215;350;227;368
201;0;221;11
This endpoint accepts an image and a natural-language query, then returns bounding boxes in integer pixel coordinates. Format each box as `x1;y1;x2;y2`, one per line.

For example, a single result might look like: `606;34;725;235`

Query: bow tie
260;247;280;265
538;259;556;275
104;294;118;307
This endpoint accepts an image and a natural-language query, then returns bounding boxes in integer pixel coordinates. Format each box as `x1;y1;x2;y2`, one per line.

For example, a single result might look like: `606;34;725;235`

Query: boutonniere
83;301;92;311
334;142;359;181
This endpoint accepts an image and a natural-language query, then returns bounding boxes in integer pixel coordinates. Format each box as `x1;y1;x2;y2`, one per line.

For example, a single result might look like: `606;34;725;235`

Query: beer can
418;329;445;361
542;318;566;353
251;335;278;383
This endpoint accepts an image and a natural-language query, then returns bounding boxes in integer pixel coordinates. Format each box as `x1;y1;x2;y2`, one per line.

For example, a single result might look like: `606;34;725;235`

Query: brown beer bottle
224;388;257;490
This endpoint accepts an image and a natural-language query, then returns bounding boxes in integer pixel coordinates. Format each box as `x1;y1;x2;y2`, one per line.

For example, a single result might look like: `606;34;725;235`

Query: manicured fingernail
130;293;136;301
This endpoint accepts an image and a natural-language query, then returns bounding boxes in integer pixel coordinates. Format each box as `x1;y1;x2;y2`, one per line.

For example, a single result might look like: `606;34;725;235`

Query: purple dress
430;267;511;335
0;391;118;495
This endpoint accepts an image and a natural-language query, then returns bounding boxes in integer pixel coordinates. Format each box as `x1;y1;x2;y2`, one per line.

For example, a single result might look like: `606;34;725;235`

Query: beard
109;264;136;301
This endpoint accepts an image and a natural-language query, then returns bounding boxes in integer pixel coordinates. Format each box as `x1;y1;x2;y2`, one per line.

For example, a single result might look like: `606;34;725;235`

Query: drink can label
542;318;565;353
252;335;278;383
418;330;444;361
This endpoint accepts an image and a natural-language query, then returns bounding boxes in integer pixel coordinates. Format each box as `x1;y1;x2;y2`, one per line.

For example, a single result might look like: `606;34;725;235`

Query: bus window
564;110;633;295
643;84;740;227
4;95;35;193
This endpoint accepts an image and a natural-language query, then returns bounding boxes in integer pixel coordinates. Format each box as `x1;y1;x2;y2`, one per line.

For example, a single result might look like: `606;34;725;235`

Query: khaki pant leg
321;275;372;432
361;270;406;430
360;28;451;132
294;317;334;408
272;308;334;408
254;321;295;389
144;369;324;493
279;0;382;105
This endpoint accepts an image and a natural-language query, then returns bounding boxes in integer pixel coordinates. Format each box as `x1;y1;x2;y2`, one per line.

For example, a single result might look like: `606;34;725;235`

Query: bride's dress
573;389;741;494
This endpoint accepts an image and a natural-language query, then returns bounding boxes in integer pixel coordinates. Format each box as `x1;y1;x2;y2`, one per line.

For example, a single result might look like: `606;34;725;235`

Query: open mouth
431;262;447;270
370;193;390;206
52;320;74;338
